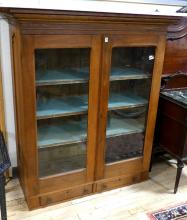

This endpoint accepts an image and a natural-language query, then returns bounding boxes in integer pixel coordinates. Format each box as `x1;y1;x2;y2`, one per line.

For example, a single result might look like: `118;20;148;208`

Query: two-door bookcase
2;8;179;209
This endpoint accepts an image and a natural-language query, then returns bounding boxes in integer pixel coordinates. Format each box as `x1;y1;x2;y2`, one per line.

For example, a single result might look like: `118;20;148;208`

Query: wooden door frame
95;33;166;181
21;34;102;199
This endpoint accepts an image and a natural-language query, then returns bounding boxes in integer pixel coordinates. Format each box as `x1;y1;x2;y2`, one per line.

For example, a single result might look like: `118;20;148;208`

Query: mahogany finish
157;74;187;193
163;18;187;75
161;73;187;89
2;8;180;209
159;98;187;157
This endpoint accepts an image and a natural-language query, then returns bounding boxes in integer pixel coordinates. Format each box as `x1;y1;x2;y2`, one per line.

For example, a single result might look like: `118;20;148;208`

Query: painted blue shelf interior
37;95;88;119
108;93;147;110
37;93;147;119
38;114;144;148
38;118;87;148
110;67;150;80
36;67;150;86
36;69;89;85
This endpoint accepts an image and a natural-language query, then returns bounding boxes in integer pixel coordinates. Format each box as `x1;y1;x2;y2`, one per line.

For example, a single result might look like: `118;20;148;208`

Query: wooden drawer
39;183;93;207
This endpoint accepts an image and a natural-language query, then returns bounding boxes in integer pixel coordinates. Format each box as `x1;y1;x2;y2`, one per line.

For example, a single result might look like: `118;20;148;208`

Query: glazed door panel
106;46;155;164
21;35;101;195
96;34;165;181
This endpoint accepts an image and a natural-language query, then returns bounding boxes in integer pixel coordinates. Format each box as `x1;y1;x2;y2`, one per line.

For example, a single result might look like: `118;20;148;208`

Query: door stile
86;35;102;182
22;35;39;196
95;35;113;180
142;34;166;172
22;34;103;194
95;34;163;182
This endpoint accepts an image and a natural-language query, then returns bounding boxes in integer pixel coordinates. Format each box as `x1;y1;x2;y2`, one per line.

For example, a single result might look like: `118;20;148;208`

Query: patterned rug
147;202;187;220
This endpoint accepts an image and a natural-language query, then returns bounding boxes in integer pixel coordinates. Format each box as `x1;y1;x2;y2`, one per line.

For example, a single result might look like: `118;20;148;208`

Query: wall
0;16;17;167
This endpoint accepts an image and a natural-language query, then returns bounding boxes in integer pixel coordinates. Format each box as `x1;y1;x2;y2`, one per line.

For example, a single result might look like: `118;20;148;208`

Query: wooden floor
5;157;187;220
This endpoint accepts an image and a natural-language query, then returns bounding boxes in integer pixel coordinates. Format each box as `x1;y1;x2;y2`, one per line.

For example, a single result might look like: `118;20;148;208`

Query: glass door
96;35;161;181
35;48;91;177
23;35;101;189
106;46;155;164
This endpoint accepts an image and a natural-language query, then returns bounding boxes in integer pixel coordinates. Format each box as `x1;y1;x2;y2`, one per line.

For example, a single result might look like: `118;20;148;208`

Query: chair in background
0;131;11;220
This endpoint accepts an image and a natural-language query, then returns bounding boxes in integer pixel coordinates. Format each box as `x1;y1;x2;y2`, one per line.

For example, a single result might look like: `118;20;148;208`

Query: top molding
0;8;182;25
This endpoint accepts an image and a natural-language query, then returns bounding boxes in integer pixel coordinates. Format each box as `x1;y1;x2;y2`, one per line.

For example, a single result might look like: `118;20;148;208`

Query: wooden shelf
110;67;151;81
106;115;144;138
37;93;147;119
36;67;150;86
109;93;147;110
36;69;89;86
38;115;144;148
38;118;87;148
37;95;88;119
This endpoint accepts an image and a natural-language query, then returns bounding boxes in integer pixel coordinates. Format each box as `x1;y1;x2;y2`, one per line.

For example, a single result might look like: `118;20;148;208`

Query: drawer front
39;184;93;207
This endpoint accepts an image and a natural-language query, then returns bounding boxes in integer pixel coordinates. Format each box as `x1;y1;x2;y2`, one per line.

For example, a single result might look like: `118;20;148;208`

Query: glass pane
105;47;155;164
38;115;87;177
35;48;90;177
39;143;86;177
35;48;90;86
36;84;88;119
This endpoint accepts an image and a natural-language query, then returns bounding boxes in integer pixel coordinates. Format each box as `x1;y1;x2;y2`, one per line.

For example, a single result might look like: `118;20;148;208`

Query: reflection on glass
110;47;154;79
106;108;146;163
105;47;155;164
35;48;90;177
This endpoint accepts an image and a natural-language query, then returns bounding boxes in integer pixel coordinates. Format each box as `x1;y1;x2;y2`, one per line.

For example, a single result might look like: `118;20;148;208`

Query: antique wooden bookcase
2;8;179;209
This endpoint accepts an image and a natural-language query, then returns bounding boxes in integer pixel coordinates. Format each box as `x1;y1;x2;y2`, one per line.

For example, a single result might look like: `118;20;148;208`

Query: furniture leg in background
174;159;184;194
152;73;187;194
